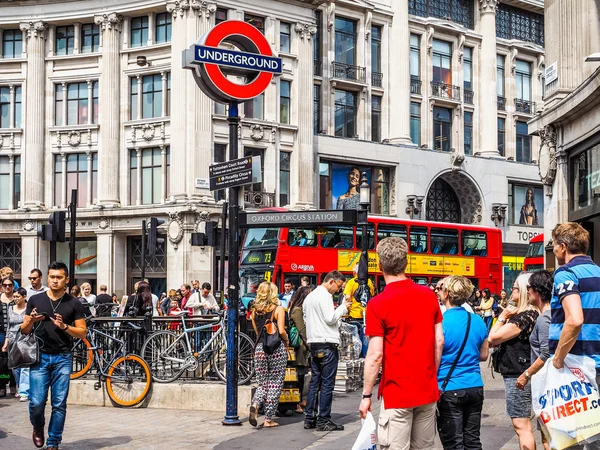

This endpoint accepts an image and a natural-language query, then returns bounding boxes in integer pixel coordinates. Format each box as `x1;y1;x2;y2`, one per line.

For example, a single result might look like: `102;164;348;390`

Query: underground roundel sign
183;20;282;103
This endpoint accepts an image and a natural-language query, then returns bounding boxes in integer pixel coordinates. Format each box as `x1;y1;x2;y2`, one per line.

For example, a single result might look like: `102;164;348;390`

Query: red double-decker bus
524;233;544;272
239;215;503;307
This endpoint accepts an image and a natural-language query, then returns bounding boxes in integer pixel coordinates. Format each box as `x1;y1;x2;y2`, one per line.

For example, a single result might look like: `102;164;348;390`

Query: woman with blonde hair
489;272;538;450
249;282;289;428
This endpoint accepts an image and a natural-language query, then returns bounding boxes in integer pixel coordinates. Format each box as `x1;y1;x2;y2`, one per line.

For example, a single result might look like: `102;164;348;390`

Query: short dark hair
201;282;211;290
528;270;553;304
323;270;345;284
182;284;191;291
30;268;43;278
48;261;69;277
284;278;292;285
15;287;27;297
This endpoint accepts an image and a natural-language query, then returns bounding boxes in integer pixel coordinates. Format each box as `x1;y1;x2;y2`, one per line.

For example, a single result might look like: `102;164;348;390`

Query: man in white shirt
303;270;351;432
26;268;48;300
186;282;220;315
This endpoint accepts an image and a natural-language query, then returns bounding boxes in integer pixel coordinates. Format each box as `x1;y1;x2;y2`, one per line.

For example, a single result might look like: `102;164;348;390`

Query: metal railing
431;81;461;101
314;59;322;76
371;71;383;87
331;62;366;83
515;98;536;115
497;96;507;111
411;76;422;94
464;89;474;105
244;190;275;208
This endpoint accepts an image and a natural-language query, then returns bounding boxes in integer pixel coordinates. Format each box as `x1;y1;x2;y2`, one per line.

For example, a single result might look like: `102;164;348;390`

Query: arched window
426;178;461;223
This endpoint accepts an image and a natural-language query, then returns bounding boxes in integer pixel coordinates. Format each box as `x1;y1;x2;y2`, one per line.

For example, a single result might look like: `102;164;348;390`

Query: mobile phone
38;312;52;321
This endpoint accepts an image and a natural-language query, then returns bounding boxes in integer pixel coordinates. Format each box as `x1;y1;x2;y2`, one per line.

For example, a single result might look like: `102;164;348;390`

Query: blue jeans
305;344;339;425
483;315;493;331
13;367;30;398
29;353;72;448
347;320;368;358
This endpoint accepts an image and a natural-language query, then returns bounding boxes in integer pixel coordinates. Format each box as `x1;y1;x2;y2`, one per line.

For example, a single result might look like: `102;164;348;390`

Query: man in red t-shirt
359;237;444;449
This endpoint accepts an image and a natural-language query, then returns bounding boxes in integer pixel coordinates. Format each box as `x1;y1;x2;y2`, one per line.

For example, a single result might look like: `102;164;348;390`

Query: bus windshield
243;228;279;248
526;241;544;258
240;270;265;309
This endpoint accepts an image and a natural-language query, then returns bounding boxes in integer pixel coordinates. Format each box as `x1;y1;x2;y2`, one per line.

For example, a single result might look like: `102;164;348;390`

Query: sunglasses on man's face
29;276;39;281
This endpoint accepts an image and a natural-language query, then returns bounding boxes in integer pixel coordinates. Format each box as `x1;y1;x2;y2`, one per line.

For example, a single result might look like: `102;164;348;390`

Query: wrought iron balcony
331;62;366;83
431;81;461;101
314;60;322;77
515;98;536;115
464;90;474;105
497;96;507;111
371;72;383;87
244;190;275;209
411;76;422;94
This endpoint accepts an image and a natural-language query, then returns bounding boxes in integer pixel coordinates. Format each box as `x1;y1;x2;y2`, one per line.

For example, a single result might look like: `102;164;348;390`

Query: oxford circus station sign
184;20;283;102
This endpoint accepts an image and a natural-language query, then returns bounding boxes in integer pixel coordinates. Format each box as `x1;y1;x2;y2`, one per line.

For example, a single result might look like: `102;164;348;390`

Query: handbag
288;313;301;349
252;308;282;355
8;326;40;369
439;311;472;395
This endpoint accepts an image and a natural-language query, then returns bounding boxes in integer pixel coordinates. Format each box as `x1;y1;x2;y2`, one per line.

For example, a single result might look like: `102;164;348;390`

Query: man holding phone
21;261;87;450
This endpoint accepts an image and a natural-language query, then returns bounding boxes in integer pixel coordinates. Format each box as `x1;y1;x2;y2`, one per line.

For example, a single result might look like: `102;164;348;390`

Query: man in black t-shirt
95;284;113;318
21;262;86;450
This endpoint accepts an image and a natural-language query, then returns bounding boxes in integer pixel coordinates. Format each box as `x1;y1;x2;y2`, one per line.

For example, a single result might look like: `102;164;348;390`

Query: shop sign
505;226;542;243
240;210;358;228
503;256;525;272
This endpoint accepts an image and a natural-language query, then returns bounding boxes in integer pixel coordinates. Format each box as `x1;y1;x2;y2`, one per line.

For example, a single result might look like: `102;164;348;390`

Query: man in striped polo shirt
550;222;600;449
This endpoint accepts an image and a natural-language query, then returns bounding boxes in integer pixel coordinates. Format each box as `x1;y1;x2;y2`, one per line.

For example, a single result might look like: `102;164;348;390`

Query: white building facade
0;0;545;295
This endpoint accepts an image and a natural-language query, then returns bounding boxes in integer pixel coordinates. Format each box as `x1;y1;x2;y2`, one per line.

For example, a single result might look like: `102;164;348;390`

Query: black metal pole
223;101;241;426
219;201;228;306
140;220;147;281
68;189;77;289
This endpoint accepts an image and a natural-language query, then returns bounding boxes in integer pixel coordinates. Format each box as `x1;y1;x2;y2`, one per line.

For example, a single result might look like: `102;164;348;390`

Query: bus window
430;277;442;286
356;223;375;250
377;224;408;244
431;228;459;255
409;226;428;253
462;231;487;256
287;228;317;247
411;276;428;285
377;276;386;293
321;226;354;249
244;228;279;248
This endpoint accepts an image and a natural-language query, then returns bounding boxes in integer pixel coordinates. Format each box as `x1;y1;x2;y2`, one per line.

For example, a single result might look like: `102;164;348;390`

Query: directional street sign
209;156;261;191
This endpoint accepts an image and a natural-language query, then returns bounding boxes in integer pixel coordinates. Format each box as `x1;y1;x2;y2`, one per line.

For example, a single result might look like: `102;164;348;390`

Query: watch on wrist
524;370;531;380
497;317;506;324
63;324;69;331
362;393;372;399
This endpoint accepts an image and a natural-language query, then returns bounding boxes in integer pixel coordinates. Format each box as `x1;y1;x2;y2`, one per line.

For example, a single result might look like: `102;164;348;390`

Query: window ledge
0;128;23;133
121;42;171;55
49;124;99;132
278;51;298;60
124;117;170;126
0;57;25;64
46;53;100;61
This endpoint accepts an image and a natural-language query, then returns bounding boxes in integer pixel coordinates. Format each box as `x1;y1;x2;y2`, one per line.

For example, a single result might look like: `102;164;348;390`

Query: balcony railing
411;76;422;94
331;62;366;83
431;81;461;101
371;72;383;87
464;90;474;105
244;190;275;208
497;96;507;111
314;60;322;77
515;98;536;115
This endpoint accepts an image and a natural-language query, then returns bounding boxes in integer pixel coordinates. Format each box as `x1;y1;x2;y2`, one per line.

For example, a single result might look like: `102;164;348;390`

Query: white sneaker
19;396;28;402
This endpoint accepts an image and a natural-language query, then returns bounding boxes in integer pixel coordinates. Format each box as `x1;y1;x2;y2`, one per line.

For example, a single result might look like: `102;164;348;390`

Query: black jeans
437;387;484;450
305;344;339;425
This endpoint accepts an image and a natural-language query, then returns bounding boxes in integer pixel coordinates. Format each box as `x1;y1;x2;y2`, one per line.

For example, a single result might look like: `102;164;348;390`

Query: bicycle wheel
212;332;255;385
141;331;189;383
71;338;93;380
106;354;152;407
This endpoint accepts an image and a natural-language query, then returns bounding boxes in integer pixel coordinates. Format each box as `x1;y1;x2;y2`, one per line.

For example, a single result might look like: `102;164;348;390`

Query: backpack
353;279;372;305
253;308;282;355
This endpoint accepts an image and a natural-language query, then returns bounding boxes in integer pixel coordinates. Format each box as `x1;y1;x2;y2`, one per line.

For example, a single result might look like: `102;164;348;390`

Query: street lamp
358;172;371;305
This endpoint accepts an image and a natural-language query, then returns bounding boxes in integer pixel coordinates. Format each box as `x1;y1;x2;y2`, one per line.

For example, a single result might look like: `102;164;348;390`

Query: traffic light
148;217;165;256
205;221;218;247
37;211;66;242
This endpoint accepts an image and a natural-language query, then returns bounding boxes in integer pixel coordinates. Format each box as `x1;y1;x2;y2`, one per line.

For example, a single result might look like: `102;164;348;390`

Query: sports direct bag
352;411;376;450
532;355;600;450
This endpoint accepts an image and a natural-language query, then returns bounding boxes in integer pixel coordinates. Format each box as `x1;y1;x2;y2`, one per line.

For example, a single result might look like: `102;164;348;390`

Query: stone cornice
19;21;48;40
479;0;498;13
294;22;317;40
167;0;216;19
94;13;123;32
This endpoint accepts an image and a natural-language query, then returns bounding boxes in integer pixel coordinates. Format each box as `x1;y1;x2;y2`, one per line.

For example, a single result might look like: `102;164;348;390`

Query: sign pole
140;220;147;281
68;189;77;289
219;201;228;304
223;101;242;426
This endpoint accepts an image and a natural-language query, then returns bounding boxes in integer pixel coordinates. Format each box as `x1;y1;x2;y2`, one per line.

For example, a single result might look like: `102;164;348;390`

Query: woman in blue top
437;276;489;450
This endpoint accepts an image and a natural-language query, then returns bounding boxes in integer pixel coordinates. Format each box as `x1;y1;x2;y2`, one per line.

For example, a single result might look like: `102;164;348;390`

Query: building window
213;143;226;201
463;47;473;103
515;60;532;101
314;84;321;135
81;24;100;53
166;72;171;116
130;74;169;120
155;12;172;43
410;102;421;146
371;95;382;143
131;16;149;48
130;147;170;205
0;155;20;209
280;22;291;53
55;81;99;126
426;177;462;223
279;151;291;206
244;148;264;193
2;30;22;59
497;55;505;97
54;153;98;207
56;26;75;55
215;8;228;24
279;80;291;124
433;106;452;152
410;34;421;93
244;94;264;120
334;89;356;139
497;4;544;46
516;121;531;163
244;14;264;33
409;0;474;29
498;117;505;156
0;86;21;129
464;111;473;155
371;25;382;84
314;10;322;72
508;182;543;225
432;40;452;85
335;17;357;66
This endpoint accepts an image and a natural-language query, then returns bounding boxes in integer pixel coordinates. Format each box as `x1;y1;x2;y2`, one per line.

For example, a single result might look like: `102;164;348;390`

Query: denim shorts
504;376;532;418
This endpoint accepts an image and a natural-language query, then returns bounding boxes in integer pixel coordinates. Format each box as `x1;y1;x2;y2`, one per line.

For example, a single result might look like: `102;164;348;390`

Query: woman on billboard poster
335;166;361;210
519;187;539;226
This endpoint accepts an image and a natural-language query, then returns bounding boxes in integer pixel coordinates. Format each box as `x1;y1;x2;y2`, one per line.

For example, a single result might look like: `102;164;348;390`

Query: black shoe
32;426;45;448
304;421;316;429
316;421;344;431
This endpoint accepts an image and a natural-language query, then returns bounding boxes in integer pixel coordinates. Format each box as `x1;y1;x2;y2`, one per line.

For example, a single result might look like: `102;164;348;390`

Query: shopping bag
531;355;600;450
352;411;377;450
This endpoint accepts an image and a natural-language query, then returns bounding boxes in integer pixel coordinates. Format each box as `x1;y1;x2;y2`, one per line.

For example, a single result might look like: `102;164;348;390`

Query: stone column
20;21;48;209
478;0;499;156
294;22;317;208
388;0;412;145
94;13;123;207
21;233;50;276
